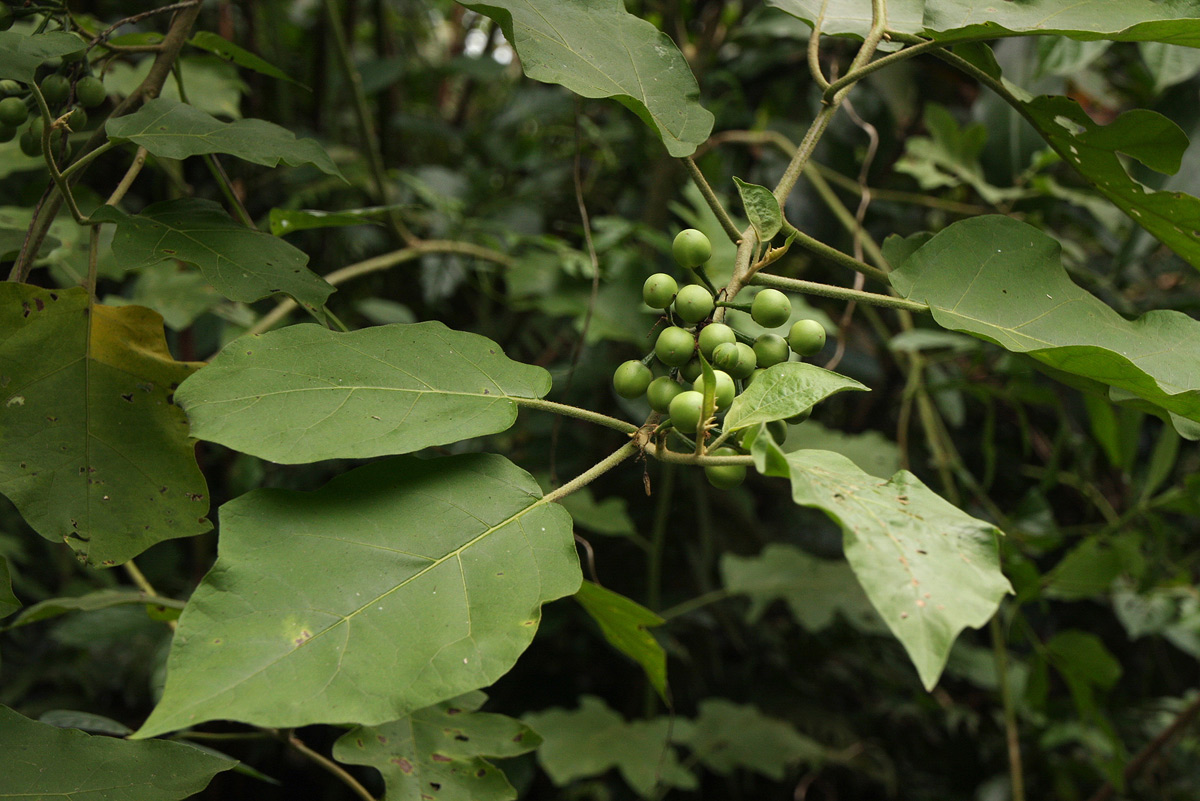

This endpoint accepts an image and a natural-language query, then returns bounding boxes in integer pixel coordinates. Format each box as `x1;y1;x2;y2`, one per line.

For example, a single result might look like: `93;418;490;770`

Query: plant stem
781;219;889;284
29;85;85;224
515;397;640;435
991;612;1025;801
646;462;676;612
105;147;149;206
683;156;741;243
660;587;733;620
59;140;120;181
750;272;927;312
821;37;947;102
278;730;377;801
645;444;754;466
542;441;641;505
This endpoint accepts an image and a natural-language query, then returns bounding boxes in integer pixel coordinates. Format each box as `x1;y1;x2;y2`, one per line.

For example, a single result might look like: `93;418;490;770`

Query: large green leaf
890;216;1200;434
0;705;231;800
175;322;553;463
0;31;87;82
524;697;696;798
0;285;210;567
105;97;343;178
765;0;926;39
332;692;540;801
461;0;713;157
92;199;334;320
672;699;825;780
574;581;667;701
720;544;884;633
134;453;580;738
750;437;1012;690
724;362;868;431
0;558;16;620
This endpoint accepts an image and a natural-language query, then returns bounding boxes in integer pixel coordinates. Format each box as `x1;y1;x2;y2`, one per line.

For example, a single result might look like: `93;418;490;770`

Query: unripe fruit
668;390;705;434
647;376;684;413
786;407;812;425
728;342;758;379
692;369;735;410
674;284;713;323
0;96;26;126
0;124;15;143
698;323;736;359
74;76;107;109
40;74;70;106
737;420;788;447
64;106;86;130
0;80;21;96
672;228;711;268
745;367;765;386
753;333;790;368
679;358;703;382
642;272;677;309
711;341;739;371
751;288;792;328
654;326;695;367
705;447;746;489
788;319;827;356
19;128;39;156
0;6;12;32
613;360;653;399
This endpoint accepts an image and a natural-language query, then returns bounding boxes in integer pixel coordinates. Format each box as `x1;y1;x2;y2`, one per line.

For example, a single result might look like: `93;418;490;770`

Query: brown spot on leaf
121;393;134;402
376;735;388;744
430;753;452;763
446;708;462;716
34;298;44;311
391;757;414;774
476;769;487;777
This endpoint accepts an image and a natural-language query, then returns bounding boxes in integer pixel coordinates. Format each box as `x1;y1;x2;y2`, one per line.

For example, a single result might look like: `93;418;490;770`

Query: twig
278;731;377;801
683;156;741;242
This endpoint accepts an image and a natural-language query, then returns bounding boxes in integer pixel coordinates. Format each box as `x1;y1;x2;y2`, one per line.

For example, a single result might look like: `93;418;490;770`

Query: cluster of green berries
0;34;107;156
612;228;829;489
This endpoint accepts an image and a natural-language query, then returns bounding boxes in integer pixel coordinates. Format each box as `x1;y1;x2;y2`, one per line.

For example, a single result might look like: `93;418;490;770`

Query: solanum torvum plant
1;1;1199;800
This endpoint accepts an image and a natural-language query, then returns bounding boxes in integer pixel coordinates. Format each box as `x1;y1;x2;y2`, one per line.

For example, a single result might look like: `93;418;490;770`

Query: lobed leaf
461;0;713;157
0;285;210;567
135;453;580;738
724;362;868;431
673;699;826;780
574;581;668;702
176;321;553;463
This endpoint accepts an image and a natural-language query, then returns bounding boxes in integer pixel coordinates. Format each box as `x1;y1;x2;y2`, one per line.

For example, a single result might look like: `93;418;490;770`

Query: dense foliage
1;1;1199;800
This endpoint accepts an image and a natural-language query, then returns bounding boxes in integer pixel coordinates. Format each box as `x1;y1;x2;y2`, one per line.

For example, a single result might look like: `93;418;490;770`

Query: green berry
674;284;713;324
643;272;678;309
19;127;40;157
737;420;788;447
692;369;735;410
0;124;15;143
74;76;106;109
65;106;86;130
40;74;70;106
753;333;790;368
0;6;12;32
668;390;705;434
613;360;653;399
647;376;685;413
705;447;746;489
745;367;765;386
0;96;26;126
0;80;22;97
788;319;827;356
751;288;792;328
679;358;703;383
672;228;711;269
786;407;812;425
698;323;736;359
711;341;739;371
655;326;695;367
728;342;758;380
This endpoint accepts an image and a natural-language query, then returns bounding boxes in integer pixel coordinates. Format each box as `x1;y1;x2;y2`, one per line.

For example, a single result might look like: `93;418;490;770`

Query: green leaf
269;207;394;236
1139;41;1200;93
555;486;636;537
0;32;88;82
0;705;231;800
92;198;334;320
895;103;1025;205
524;697;696;798
332;692;540;801
1044;534;1144;601
732;177;782;242
766;0;926;39
783;420;902;479
720;544;885;633
890;215;1200;435
38;710;133;736
105;97;344;179
175;322;552;464
922;1;1200;47
189;31;305;87
750;440;1012;690
0;285;211;567
574;581;668;702
104;56;246;120
6;588;185;630
0;557;17;620
673;699;825;780
1112;580;1200;659
724;362;868;431
461;0;713;157
134;453;580;738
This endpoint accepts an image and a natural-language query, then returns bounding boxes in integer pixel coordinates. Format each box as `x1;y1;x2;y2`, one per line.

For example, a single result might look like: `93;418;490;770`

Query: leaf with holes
104;97;343;178
92;199;334;321
574;581;668;702
0;705;232;800
461;0;713;157
724;362;868;432
133;453;579;738
0;31;88;82
0;284;210;567
750;435;1012;690
891;215;1200;435
175;321;552;463
332;691;540;801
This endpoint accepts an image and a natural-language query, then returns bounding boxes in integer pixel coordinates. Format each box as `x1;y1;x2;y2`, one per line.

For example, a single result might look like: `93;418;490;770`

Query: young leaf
0;557;17;620
724;362;868;431
891;215;1200;435
673;699;825;780
0;31;88;82
750;437;1012;690
461;0;713;157
574;581;668;702
732;177;782;242
0;705;231;800
332;692;540;801
92;199;334;320
175;322;553;463
188;31;305;87
524;697;696;798
0;285;210;567
134;453;580;738
105;97;344;179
